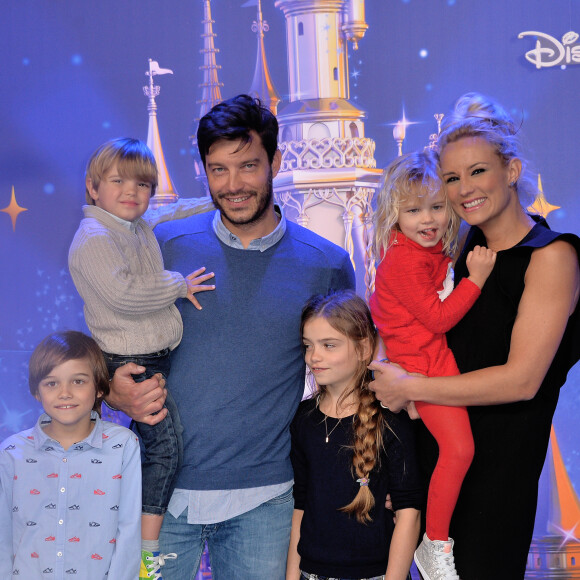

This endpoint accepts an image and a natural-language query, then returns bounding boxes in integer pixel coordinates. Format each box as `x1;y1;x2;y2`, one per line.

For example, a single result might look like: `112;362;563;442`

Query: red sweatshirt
370;232;480;377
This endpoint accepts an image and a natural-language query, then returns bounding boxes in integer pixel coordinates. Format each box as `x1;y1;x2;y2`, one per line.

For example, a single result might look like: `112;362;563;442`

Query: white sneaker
414;533;460;580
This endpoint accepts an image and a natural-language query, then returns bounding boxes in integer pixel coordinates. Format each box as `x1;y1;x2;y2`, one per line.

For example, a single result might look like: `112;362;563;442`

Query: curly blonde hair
301;290;386;524
373;150;460;262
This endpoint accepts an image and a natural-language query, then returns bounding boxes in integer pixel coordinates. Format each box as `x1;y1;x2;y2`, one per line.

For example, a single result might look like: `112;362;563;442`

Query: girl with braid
286;290;422;580
369;151;496;580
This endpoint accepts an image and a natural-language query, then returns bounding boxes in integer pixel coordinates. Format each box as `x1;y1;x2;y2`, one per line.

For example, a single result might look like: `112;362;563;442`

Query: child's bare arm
373;335;387;361
185;267;216;310
286;509;303;580
466;245;497;290
385;507;421;580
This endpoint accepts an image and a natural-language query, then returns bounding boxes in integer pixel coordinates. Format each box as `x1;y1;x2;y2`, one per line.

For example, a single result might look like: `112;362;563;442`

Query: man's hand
106;363;168;425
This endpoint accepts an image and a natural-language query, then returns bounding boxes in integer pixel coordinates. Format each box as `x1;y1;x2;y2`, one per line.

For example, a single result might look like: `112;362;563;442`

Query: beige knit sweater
68;205;187;355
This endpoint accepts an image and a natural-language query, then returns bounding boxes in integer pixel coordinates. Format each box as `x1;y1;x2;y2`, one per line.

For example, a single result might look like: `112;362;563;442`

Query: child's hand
185;266;216;310
466;245;497;289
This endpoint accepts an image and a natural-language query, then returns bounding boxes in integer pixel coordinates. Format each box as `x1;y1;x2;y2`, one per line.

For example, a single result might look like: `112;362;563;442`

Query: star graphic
527;174;560;218
552;522;580;548
1;186;28;231
0;399;33;434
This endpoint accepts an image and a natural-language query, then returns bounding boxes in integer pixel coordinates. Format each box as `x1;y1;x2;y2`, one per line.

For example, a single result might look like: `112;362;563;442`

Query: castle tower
273;0;382;297
526;426;580;577
144;59;180;209
197;0;224;119
191;0;225;193
248;0;281;115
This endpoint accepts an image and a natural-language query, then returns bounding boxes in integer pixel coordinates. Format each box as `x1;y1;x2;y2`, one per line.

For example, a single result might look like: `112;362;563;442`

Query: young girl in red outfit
369;151;496;580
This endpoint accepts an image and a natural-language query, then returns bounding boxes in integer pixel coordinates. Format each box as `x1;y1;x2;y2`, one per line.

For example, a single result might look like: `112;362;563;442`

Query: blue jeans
159;486;294;580
300;574;386;580
104;350;183;515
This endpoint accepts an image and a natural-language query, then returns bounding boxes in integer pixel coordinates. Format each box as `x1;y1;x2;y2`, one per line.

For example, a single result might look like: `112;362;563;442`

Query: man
107;95;355;579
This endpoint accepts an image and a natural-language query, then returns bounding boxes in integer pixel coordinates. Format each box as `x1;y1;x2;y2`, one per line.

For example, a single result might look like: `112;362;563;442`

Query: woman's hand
368;360;412;413
405;401;420;420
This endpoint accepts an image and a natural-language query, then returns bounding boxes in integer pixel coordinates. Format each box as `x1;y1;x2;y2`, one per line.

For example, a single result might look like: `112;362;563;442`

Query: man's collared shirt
212;204;286;251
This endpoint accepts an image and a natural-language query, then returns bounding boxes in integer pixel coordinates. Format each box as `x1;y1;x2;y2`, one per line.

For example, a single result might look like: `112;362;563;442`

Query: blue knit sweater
156;211;355;490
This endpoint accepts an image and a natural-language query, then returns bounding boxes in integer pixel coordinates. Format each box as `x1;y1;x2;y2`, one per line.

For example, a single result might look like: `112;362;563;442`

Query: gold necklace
323;413;342;443
317;394;347;443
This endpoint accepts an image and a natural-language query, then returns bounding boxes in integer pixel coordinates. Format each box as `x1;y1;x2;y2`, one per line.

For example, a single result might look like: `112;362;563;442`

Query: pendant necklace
317;395;343;443
323;413;342;443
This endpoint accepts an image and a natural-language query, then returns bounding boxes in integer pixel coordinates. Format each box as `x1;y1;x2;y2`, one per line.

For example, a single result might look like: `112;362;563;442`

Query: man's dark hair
197;94;279;167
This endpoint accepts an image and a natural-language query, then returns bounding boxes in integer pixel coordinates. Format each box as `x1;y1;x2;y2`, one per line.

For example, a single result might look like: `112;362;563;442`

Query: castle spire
547;425;580;538
526;426;580;577
143;59;179;209
248;0;281;115
197;0;223;119
191;0;224;191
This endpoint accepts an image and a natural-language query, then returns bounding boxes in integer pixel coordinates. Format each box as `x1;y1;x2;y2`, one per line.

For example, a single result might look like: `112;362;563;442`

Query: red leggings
414;400;474;541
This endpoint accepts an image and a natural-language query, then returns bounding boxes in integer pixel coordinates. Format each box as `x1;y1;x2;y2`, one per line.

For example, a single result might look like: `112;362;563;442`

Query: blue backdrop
1;0;579;556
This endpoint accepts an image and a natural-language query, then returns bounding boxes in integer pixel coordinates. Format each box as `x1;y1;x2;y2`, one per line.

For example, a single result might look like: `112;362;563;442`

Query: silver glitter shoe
414;533;460;580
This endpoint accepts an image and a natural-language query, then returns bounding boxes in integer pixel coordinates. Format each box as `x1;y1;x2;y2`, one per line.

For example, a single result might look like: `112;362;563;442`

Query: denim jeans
301;574;386;580
103;350;183;515
300;573;387;580
159;486;294;580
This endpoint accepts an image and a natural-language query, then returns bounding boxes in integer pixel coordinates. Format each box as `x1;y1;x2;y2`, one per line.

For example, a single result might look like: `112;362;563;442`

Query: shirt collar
212;205;287;251
83;205;138;233
33;410;104;451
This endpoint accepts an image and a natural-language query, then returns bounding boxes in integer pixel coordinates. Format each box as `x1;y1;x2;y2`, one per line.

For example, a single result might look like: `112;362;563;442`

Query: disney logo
518;30;580;69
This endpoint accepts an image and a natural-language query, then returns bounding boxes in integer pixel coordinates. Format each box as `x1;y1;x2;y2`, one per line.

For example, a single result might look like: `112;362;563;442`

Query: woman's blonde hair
437;92;537;205
300;290;385;524
373;150;460;261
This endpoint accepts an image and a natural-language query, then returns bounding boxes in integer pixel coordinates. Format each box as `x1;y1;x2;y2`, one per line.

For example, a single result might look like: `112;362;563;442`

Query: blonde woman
369;93;580;579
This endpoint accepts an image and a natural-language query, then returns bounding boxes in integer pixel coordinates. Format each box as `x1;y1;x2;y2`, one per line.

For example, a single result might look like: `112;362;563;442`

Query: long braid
339;375;384;523
300;290;383;524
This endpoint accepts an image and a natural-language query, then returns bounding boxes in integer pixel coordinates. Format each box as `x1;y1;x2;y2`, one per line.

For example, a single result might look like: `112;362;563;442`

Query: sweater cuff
178;275;188;298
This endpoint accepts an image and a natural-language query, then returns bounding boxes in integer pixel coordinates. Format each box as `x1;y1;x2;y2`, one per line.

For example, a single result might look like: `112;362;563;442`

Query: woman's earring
509;181;516;188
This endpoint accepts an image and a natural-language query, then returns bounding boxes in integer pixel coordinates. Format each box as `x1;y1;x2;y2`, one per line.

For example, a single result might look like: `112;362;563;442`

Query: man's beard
211;170;274;227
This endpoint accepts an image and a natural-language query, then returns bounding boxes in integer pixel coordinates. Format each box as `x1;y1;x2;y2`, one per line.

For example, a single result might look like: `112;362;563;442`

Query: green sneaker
139;550;177;580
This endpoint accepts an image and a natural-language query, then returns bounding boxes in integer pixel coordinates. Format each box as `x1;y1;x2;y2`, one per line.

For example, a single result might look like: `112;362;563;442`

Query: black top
417;217;580;580
291;397;423;578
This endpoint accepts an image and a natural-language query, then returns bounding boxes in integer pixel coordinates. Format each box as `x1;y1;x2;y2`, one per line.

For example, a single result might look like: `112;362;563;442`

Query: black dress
416;217;580;579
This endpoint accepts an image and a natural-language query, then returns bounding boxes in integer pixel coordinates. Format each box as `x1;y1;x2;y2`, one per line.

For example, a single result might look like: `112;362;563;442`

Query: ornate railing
276;186;377;299
278;137;377;171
